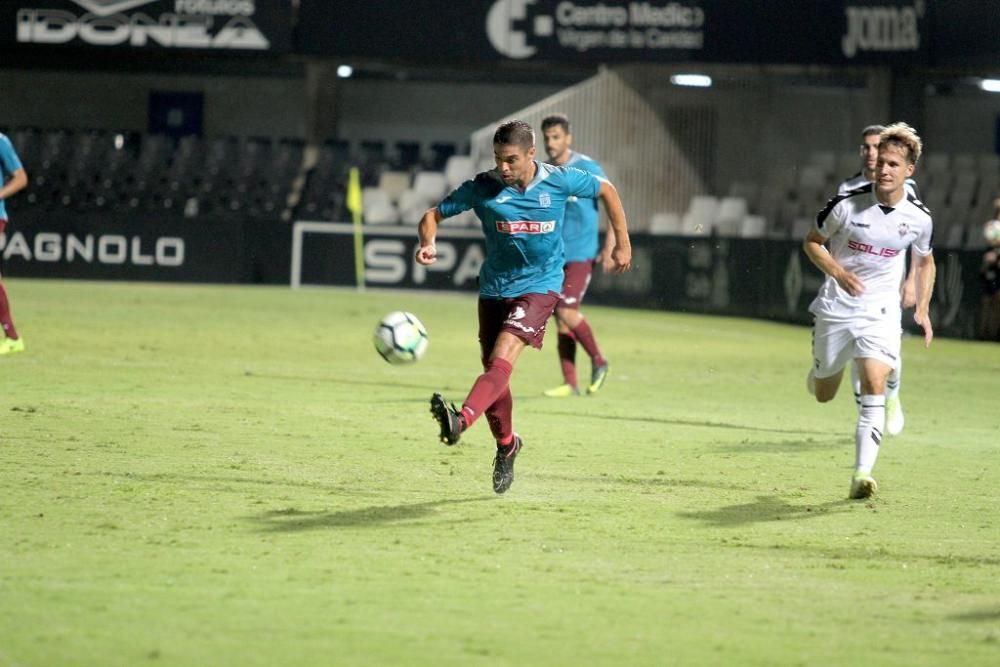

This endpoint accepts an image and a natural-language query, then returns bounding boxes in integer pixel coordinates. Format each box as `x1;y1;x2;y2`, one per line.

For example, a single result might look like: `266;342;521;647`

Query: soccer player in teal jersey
540;113;613;397
0;133;28;356
416;120;631;493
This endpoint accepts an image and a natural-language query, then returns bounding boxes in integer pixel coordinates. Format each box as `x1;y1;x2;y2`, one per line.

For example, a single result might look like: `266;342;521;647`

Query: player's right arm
416;179;478;265
804;197;864;296
415;207;444;265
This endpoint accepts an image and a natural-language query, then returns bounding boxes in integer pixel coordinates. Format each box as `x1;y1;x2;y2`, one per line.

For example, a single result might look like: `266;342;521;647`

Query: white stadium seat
412;171;447;202
444;155;475;189
790;217;813;240
377;170;411;204
397;189;431;222
739;215;767;238
713;196;748;235
681;195;718;236
648;212;681;235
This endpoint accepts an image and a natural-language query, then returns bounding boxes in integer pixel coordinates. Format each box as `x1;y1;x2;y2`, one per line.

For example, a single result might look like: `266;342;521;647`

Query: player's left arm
596;179;631;273
901;247;919;308
913;250;936;348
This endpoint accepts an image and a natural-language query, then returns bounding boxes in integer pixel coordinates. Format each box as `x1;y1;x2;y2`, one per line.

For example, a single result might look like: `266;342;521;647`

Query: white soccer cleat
886;395;905;436
848;472;878;500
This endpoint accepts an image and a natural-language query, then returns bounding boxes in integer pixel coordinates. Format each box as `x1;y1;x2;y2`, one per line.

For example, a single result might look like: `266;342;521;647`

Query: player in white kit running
803;123;936;499
836;125;920;435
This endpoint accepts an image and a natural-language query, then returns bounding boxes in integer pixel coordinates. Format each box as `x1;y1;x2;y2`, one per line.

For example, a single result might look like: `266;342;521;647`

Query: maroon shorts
478;291;560;356
0;218;6;235
558;260;595;309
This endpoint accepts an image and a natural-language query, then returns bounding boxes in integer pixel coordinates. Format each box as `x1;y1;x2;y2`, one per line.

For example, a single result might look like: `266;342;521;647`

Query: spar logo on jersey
841;1;923;59
496;221;556;234
848;239;900;258
17;0;269;50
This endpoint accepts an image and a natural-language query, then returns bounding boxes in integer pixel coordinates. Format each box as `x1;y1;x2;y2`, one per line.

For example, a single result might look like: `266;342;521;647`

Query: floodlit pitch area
2;279;998;666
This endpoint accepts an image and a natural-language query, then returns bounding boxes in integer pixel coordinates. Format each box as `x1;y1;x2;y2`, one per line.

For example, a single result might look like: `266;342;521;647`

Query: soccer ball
984;219;1000;245
373;311;428;364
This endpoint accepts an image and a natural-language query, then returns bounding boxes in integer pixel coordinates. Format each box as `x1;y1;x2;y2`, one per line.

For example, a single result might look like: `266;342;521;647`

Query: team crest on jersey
898;222;910;237
538;193;551;208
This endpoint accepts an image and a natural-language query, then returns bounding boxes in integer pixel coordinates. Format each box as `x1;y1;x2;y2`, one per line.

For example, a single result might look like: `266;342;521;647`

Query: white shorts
811;315;901;379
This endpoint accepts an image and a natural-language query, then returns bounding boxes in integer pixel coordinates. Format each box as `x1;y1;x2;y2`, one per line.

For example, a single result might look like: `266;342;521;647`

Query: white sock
851;363;861;409
886;358;902;400
855;394;885;474
807;369;816;395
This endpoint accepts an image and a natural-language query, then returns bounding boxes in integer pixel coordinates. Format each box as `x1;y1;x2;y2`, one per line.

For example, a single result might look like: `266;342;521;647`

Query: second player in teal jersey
540;113;614;397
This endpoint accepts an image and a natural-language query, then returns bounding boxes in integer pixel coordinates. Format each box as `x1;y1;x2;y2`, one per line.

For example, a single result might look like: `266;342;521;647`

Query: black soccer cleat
492;435;523;494
430;393;464;445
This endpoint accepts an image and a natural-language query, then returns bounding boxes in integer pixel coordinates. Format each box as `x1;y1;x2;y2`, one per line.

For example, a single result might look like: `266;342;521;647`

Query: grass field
1;278;998;666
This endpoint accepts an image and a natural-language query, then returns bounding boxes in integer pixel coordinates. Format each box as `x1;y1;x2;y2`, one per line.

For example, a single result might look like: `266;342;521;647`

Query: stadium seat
923;153;950;177
739;215;767;238
713;196;748;235
976;153;999;176
790;217;814;240
443;156;474;190
680;195;718;236
953;153;976;173
727;181;759;211
377;170;411;204
413;171;447;202
837;151;859;178
807;150;837;177
397;188;431;222
393;141;422;170
649;212;681;235
427;142;457;171
797;165;828;192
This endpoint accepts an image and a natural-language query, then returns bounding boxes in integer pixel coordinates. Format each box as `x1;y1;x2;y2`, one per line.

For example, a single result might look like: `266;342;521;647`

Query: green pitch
2;279;998;666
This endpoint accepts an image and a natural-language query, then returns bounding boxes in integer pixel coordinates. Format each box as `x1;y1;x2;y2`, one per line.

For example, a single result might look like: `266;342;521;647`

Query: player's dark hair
541;113;571;134
493;120;535;151
861;124;886;138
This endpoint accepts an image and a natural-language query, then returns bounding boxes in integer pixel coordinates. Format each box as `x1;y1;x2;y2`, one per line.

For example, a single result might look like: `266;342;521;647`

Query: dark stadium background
2;0;998;339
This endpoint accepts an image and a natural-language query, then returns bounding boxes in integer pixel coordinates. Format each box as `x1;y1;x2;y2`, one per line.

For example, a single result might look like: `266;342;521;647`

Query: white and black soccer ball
373;311;429;364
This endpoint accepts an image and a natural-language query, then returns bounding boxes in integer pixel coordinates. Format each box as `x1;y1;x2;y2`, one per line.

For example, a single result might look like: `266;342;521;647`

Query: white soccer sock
886;357;902;400
850;363;861;409
855;394;885;474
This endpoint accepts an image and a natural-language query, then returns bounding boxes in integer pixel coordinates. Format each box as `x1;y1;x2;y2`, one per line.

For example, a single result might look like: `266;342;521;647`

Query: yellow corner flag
346;167;364;291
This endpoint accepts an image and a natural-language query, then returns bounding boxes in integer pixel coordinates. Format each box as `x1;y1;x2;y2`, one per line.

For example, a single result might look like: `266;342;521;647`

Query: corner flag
346;167;364;290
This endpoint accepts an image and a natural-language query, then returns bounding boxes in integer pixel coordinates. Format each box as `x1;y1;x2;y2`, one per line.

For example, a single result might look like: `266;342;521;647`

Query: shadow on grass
533;472;756;493
249;496;494;532
90;471;374;496
949;608;1000;622
710;438;844;454
543;410;832;437
242;370;461;394
678;495;850;526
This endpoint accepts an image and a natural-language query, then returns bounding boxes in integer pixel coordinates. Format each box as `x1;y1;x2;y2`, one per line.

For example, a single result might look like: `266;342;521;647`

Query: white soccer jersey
837;172;919;198
810;183;933;319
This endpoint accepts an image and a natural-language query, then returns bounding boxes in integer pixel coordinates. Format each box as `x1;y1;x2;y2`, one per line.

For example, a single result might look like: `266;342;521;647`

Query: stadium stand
5;126;997;243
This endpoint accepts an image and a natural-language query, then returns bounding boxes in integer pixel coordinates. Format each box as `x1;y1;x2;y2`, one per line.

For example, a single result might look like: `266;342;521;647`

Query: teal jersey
560;151;606;262
0;134;24;220
437;161;601;298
